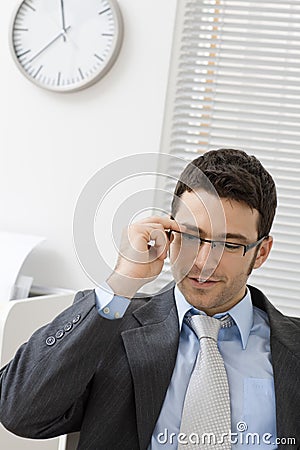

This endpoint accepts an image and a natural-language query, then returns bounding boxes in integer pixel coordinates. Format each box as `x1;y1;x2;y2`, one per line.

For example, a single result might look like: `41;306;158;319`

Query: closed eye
224;242;243;250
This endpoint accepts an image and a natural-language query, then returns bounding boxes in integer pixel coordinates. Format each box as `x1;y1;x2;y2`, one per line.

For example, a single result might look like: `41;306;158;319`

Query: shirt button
64;322;73;332
72;314;81;324
55;330;65;339
103;307;110;315
114;312;120;319
46;336;56;346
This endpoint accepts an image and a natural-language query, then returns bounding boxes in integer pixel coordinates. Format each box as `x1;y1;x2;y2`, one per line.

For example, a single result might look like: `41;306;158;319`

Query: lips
188;276;220;288
196;278;218;283
189;276;219;283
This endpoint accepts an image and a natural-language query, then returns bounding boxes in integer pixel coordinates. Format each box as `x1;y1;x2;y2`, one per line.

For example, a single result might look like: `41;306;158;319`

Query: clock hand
28;25;71;63
60;0;67;41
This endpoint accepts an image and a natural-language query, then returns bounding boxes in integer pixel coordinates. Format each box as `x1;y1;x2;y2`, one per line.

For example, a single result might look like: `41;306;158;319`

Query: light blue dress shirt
95;284;277;449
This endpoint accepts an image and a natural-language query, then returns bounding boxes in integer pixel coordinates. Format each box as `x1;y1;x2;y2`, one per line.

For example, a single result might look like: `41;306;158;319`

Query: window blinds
157;0;300;316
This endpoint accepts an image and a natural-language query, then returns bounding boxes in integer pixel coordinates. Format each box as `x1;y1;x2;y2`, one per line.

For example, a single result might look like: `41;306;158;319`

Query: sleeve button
55;330;65;339
72;314;81;324
114;312;120;319
46;336;56;346
103;307;110;314
64;322;73;332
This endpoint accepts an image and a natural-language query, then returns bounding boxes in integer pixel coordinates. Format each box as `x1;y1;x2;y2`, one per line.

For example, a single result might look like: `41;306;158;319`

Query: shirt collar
174;284;253;349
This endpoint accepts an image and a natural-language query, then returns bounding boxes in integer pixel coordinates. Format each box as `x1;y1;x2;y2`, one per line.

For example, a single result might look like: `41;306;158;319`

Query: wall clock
10;0;123;92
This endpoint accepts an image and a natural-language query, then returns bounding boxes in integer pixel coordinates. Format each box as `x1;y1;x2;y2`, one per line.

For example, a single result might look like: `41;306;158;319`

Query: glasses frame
170;230;268;257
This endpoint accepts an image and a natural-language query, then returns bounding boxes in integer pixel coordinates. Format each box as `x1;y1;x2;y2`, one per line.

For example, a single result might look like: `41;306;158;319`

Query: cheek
221;256;252;278
169;237;182;261
169;243;195;275
169;242;179;263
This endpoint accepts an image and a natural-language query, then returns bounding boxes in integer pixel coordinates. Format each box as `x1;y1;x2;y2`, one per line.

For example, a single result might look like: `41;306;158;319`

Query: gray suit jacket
0;285;299;449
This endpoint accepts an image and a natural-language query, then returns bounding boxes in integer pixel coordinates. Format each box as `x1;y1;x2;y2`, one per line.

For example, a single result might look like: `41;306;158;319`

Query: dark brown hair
171;148;277;238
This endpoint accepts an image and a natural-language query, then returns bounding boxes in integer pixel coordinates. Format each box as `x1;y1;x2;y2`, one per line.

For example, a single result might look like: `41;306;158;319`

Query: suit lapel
249;285;300;447
121;287;179;450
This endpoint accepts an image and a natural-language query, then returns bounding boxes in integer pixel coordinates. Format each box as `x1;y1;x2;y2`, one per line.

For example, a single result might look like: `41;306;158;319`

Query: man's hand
106;216;182;298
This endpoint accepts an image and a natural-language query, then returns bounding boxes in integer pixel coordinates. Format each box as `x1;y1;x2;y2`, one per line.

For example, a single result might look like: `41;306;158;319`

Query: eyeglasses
170;230;267;257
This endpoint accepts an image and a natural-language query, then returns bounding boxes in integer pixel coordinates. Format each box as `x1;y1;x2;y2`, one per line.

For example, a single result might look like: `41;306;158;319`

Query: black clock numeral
17;49;31;59
57;72;61;86
102;33;113;37
94;54;104;62
14;28;29;32
78;68;84;80
23;1;36;12
33;65;43;78
98;7;110;15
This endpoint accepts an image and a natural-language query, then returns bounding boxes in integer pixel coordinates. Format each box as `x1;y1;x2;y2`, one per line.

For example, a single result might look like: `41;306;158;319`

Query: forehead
174;190;259;239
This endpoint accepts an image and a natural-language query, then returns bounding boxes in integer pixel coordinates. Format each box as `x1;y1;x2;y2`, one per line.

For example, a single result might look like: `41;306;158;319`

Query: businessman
0;149;299;449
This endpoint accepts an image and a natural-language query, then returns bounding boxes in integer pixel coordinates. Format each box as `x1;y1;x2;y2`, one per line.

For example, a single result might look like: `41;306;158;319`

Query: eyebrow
179;223;249;242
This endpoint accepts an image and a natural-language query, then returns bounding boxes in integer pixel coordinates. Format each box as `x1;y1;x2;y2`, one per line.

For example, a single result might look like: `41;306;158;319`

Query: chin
179;281;213;305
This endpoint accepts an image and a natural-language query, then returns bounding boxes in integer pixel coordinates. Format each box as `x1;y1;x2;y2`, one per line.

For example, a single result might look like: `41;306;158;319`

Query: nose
193;240;211;266
193;240;220;270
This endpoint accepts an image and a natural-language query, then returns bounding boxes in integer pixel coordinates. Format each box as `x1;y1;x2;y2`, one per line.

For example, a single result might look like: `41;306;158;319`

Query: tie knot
188;314;222;341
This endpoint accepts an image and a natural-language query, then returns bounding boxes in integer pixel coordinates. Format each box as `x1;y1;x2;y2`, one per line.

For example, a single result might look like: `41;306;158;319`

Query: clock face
10;0;123;92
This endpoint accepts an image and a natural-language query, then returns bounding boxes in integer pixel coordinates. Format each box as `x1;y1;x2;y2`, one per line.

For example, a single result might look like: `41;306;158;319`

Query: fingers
136;216;185;260
149;228;169;261
138;216;183;232
117;217;170;264
108;216;181;296
111;215;182;287
125;222;169;260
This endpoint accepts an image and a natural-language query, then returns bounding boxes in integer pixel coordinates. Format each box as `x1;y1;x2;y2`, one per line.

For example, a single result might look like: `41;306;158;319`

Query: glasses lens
223;242;244;256
176;232;245;258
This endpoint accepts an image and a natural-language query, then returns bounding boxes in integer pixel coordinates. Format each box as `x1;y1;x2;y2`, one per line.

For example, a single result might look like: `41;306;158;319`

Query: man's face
169;190;271;315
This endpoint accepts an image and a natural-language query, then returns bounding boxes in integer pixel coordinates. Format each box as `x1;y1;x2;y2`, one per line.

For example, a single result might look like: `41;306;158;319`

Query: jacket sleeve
0;290;123;439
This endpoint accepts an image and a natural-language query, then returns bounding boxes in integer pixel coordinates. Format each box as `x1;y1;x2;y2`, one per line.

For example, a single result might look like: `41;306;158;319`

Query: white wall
0;0;177;291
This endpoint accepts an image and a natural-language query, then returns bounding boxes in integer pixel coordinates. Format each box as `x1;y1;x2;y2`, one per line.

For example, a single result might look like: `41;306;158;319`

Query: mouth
188;276;220;288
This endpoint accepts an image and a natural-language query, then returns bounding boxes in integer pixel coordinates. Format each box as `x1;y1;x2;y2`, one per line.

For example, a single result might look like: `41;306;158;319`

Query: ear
253;236;273;269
